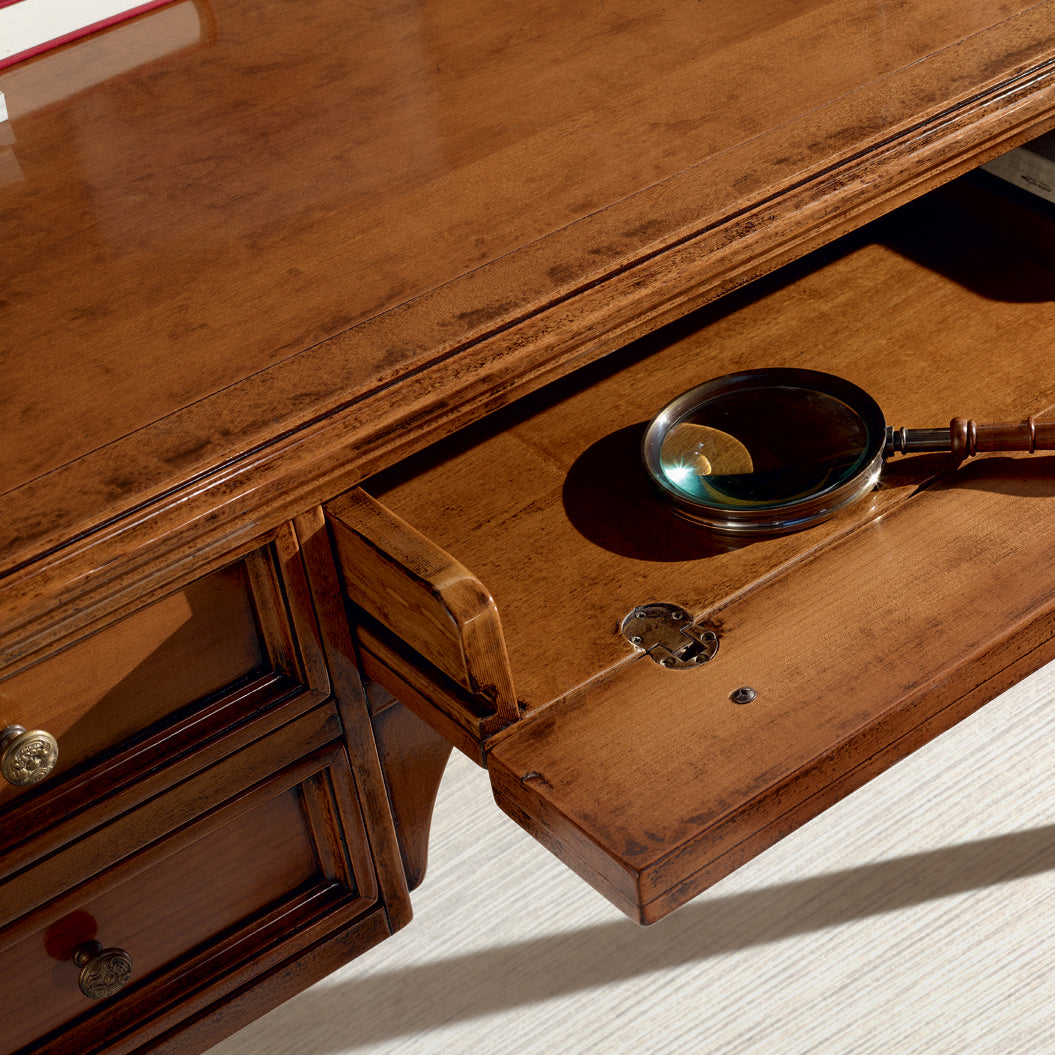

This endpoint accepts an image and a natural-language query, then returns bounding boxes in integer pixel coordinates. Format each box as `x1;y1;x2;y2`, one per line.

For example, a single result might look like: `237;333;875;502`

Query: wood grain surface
337;172;1055;921
5;3;1055;1047
0;702;391;1054
4;0;1055;661
488;451;1055;921
0;560;263;810
2;772;322;1054
369;695;454;891
328;490;518;725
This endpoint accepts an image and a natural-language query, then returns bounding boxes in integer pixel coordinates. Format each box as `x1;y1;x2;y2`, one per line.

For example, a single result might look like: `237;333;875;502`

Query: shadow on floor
217;823;1055;1052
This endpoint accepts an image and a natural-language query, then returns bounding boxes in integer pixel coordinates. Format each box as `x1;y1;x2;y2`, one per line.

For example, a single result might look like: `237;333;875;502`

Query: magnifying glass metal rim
641;367;888;536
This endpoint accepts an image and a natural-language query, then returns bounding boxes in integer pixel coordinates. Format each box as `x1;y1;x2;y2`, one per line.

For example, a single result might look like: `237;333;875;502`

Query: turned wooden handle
950;416;1055;459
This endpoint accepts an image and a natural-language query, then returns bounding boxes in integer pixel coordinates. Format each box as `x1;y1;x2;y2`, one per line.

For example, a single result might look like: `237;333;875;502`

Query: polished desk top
3;0;1055;659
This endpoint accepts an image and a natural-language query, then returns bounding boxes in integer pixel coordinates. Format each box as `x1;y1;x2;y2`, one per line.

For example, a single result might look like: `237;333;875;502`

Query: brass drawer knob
0;725;59;786
73;941;133;1000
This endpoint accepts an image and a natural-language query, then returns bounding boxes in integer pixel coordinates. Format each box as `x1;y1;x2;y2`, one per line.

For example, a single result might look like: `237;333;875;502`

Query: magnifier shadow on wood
643;368;1055;537
562;423;745;562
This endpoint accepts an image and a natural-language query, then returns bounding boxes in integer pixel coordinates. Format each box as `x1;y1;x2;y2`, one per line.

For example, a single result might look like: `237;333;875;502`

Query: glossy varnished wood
0;526;331;875
0;520;411;1053
323;177;1055;921
0;560;262;810
293;506;418;933
4;1;1055;661
5;2;1055;1047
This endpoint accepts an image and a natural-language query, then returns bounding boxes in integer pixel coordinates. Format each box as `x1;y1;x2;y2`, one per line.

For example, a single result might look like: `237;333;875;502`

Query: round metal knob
0;725;59;786
73;941;133;1000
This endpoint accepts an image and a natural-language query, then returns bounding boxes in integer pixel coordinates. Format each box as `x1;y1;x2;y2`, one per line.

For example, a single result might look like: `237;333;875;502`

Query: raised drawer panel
0;525;331;866
0;560;264;806
0;711;383;1055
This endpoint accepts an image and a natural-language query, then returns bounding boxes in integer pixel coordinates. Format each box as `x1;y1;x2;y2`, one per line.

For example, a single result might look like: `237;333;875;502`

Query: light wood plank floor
210;662;1055;1054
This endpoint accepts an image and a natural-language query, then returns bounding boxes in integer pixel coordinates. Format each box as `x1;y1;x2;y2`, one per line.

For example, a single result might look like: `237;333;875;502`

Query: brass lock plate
621;603;719;669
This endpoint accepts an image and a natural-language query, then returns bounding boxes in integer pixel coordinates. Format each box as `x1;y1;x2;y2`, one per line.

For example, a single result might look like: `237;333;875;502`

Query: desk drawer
327;176;1055;922
0;525;328;855
0;703;385;1055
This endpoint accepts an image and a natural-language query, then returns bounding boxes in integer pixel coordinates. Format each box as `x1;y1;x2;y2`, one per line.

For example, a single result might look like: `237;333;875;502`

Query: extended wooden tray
326;175;1055;922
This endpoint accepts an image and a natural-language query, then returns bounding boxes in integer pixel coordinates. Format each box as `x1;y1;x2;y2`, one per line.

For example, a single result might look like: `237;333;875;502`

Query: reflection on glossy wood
4;1;1055;659
0;527;335;876
2;782;316;1052
9;0;1025;486
5;0;1055;1048
0;709;387;1053
0;560;264;809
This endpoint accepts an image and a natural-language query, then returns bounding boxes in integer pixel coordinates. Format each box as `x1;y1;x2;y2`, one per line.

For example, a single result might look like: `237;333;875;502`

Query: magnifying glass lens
657;385;873;508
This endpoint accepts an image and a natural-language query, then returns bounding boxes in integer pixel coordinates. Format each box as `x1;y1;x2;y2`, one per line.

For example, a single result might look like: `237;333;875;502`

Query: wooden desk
2;0;1055;1050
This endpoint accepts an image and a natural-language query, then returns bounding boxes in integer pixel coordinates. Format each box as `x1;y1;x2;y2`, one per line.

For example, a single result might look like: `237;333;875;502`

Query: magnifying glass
642;368;1054;536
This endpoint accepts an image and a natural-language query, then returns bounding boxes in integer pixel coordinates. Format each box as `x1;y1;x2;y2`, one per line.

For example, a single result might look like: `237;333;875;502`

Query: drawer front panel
0;718;380;1055
0;526;325;815
0;562;262;804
